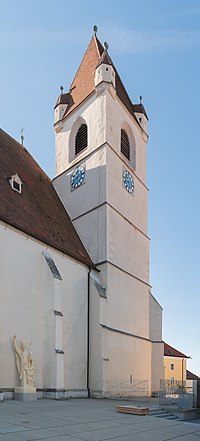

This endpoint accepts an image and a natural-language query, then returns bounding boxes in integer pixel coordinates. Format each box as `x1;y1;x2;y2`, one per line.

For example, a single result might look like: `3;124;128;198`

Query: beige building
164;342;190;383
0;30;163;399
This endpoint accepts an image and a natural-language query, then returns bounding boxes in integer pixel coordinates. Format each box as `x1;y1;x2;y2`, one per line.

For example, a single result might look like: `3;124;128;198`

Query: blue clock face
70;166;85;189
123;170;134;194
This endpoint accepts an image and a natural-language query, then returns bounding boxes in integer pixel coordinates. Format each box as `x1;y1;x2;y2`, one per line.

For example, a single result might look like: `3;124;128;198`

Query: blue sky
1;0;200;376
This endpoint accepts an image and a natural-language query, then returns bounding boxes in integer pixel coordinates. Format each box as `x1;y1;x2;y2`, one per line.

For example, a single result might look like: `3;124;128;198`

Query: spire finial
139;95;142;104
93;25;98;35
104;42;109;52
20;126;25;146
60;85;64;95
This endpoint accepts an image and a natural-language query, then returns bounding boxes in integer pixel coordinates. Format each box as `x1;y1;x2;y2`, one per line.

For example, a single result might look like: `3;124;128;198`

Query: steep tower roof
0;129;94;267
62;35;104;117
59;33;145;125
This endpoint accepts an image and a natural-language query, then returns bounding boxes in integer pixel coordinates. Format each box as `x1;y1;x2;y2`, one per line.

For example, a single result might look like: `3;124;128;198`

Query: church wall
151;342;164;394
0;221;89;394
53;146;106;223
73;205;107;264
106;145;148;235
149;294;164;393
149;293;162;342
107;206;149;283
55;92;106;176
61;263;88;392
100;263;150;339
54;141;108;265
101;327;152;396
88;262;153;396
89;278;104;395
106;91;147;185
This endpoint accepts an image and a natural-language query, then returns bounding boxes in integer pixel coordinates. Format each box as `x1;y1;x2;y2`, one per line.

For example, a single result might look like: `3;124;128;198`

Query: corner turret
95;44;116;89
54;87;70;132
133;96;148;135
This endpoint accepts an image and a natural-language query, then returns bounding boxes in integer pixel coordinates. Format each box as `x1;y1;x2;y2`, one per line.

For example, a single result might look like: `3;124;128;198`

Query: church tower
53;29;164;397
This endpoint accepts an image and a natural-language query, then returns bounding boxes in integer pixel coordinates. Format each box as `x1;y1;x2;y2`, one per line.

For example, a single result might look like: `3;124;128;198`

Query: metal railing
103;379;149;400
159;379;194;410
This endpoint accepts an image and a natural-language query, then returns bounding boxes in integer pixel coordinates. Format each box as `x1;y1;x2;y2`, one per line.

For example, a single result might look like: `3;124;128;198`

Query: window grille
75;124;87;155
121;129;130;160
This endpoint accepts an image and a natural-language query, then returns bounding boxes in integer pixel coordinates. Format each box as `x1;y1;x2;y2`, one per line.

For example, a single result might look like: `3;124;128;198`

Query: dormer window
121;129;130;161
9;174;22;194
75;124;88;155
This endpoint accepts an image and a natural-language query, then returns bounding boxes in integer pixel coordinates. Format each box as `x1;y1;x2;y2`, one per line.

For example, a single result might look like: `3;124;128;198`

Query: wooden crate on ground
116;405;149;416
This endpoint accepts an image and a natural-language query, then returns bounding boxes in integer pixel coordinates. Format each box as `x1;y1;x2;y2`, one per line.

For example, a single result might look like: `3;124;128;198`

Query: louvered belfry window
121;129;130;161
75;124;88;155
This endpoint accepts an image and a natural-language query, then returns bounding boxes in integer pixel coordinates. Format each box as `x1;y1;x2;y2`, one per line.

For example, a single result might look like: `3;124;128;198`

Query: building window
75;124;87;155
121;129;130;161
9;174;22;194
170;363;174;370
170;377;175;383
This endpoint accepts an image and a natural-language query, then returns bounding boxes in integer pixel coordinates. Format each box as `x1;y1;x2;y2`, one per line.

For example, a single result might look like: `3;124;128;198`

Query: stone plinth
14;387;37;401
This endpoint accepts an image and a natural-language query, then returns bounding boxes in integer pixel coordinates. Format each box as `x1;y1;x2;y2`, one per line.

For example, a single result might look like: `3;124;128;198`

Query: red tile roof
62;35;103;118
0;129;94;267
60;34;144;125
96;50;113;67
164;342;190;358
186;370;200;380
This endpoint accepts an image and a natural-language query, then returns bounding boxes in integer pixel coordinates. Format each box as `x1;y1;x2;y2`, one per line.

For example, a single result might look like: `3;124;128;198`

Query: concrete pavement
0;398;200;440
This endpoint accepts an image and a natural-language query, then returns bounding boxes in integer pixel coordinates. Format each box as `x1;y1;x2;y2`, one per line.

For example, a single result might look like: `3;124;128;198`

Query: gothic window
121;129;130;161
75;124;88;155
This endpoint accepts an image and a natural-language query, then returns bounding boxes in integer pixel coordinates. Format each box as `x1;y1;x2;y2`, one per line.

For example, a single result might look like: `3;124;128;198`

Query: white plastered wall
0;221;88;393
55;92;106;176
53;83;162;397
149;293;164;394
101;328;152;395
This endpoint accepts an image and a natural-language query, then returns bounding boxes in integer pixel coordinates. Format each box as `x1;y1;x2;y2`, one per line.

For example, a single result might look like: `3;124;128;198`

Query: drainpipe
182;359;184;388
87;268;91;398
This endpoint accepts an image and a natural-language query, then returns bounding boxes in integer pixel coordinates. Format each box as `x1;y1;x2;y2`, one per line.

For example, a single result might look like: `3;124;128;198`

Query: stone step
150;409;179;421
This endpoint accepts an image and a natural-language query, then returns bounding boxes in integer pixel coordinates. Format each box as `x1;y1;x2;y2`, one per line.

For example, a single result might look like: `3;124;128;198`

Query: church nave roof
0;128;94;268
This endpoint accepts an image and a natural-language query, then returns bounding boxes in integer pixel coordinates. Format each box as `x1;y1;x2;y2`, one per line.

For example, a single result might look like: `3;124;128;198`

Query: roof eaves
0;215;95;269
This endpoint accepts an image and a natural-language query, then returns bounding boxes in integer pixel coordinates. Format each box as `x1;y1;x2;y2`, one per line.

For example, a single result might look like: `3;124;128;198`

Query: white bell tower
53;30;164;397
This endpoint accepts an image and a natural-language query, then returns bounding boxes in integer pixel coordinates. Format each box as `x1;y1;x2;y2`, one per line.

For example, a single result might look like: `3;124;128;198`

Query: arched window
121;129;130;161
75;124;88;155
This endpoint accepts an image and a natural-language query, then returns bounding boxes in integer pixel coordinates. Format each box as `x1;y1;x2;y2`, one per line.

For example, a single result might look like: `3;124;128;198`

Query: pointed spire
58;30;142;127
20;126;25;146
104;42;109;52
93;25;98;35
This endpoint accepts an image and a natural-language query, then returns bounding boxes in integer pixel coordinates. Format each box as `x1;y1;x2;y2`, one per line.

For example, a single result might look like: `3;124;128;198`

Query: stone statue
13;335;35;388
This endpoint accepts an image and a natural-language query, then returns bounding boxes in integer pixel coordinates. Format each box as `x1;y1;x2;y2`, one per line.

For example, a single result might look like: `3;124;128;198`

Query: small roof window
9;174;22;194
